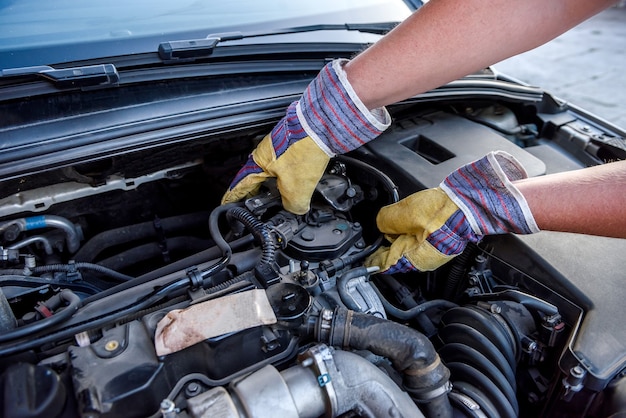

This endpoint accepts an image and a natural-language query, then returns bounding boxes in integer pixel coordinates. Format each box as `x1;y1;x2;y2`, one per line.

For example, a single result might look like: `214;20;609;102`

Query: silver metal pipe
186;344;423;418
1;215;81;254
8;235;54;255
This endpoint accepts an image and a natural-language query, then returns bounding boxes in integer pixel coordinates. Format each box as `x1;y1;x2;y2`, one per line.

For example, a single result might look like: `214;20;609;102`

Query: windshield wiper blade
0;64;119;88
229;22;400;37
158;22;398;61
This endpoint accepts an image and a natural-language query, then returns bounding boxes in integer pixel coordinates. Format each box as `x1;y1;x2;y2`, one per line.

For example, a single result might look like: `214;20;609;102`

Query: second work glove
366;151;540;273
221;59;391;215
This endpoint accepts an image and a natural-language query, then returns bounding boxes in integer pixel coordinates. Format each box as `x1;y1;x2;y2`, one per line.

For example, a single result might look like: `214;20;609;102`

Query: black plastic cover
482;232;626;390
0;363;66;418
366;111;546;189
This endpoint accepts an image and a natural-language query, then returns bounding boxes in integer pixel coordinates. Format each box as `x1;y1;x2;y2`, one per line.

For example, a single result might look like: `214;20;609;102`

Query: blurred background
494;5;626;130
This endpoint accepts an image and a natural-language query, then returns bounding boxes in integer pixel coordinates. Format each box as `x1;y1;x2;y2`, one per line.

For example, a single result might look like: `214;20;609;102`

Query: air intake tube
185;344;423;418
313;307;452;418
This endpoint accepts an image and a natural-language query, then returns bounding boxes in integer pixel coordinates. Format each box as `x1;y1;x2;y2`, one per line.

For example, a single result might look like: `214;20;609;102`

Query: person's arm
345;0;616;110
515;160;626;238
366;154;626;274
223;0;619;232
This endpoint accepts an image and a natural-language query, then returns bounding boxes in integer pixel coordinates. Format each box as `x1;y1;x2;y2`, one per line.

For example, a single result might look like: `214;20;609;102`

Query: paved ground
494;6;626;130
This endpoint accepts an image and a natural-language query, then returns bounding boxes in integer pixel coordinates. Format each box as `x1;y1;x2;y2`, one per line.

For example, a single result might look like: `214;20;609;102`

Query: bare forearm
342;0;622;236
345;0;615;109
515;161;626;238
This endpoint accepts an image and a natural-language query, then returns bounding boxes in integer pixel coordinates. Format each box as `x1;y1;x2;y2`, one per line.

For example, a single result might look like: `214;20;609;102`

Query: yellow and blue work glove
221;59;391;215
366;151;540;273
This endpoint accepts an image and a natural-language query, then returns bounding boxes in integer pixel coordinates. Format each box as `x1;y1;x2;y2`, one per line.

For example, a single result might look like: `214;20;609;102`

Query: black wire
0;277;190;356
0;289;81;343
0;204;239;356
32;262;135;282
226;206;275;265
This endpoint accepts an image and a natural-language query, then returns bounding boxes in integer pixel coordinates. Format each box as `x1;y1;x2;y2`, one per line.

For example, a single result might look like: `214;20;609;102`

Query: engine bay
0;100;625;418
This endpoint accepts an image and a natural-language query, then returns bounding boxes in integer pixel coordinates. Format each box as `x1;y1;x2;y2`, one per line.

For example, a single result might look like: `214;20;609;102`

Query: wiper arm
158;22;398;61
0;63;119;88
226;22;400;38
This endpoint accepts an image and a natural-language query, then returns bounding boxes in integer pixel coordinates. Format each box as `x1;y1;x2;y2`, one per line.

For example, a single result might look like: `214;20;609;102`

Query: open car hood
0;30;625;418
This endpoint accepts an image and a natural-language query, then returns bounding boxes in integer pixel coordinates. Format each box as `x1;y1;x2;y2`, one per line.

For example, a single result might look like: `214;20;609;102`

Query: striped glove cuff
297;59;391;156
440;151;540;237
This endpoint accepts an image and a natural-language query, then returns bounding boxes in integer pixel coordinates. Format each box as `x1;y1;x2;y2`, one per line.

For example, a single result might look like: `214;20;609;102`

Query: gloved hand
365;151;540;273
221;59;391;215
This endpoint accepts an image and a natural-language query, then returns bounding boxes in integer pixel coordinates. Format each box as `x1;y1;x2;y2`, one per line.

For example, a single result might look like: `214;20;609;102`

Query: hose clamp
407;380;453;403
299;344;339;416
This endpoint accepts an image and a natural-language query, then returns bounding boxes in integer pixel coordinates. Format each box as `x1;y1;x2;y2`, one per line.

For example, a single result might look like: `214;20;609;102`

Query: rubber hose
372;282;458;320
74;212;209;262
337;266;377;312
0;263;258;357
97;236;211;271
0;277;190;357
0;289;81;342
472;289;559;316
315;307;452;418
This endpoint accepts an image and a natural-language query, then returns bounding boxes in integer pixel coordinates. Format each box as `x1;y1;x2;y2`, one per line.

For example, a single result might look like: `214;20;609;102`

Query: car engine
0;101;624;418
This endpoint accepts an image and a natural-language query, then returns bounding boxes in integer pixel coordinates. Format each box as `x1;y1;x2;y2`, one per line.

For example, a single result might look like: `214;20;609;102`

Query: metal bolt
160;399;177;418
474;254;488;271
561;364;586;401
104;340;119;352
489;303;501;314
570;365;585;380
322;310;333;321
520;335;538;353
186;382;200;396
24;255;36;269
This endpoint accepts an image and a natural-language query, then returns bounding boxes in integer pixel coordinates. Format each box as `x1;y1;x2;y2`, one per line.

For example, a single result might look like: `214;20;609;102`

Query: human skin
344;0;624;238
344;0;616;110
514;160;626;238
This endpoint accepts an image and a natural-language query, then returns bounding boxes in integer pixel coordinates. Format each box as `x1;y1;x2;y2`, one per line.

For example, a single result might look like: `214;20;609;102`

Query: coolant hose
74;212;209;262
371;283;458;321
314;307;453;418
97;236;211;271
337;266;379;312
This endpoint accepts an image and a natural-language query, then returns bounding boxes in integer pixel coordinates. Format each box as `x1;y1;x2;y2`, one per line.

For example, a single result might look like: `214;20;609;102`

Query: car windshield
0;0;412;52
